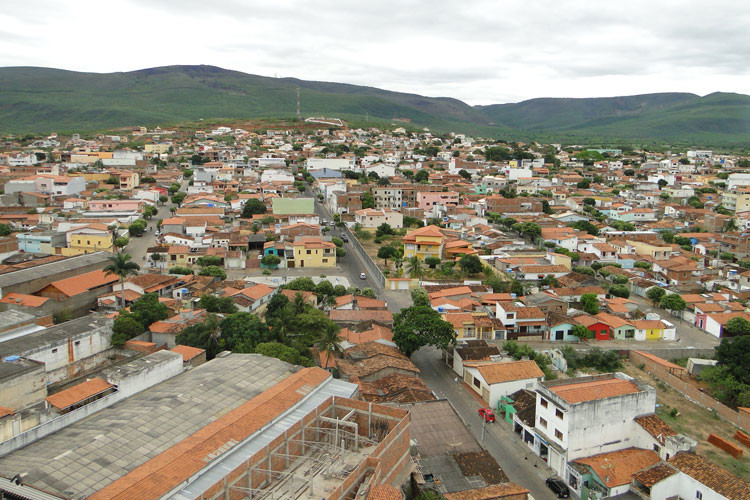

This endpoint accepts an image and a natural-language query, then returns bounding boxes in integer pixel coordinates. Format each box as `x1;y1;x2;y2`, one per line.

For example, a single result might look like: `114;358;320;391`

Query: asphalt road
311;195;382;293
412;346;559;500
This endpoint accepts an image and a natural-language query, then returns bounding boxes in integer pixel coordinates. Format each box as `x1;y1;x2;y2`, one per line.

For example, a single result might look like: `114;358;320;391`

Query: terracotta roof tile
45;378;114;411
171;345;205;362
575;447;660;487
44;269;120;298
668;451;750;498
465;360;544;384
549;377;640;404
444;483;530;500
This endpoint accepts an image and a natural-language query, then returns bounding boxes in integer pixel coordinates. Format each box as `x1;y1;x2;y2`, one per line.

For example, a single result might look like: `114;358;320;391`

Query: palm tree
272;305;296;344
292;292;307;315
104;253;140;309
406;256;424;279
318;322;342;370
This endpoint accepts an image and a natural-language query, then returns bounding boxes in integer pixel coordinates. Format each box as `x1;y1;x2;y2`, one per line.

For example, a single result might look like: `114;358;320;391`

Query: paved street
412;346;558;500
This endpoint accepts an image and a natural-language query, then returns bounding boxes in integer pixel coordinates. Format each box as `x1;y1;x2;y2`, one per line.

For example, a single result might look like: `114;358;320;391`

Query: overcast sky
1;0;748;104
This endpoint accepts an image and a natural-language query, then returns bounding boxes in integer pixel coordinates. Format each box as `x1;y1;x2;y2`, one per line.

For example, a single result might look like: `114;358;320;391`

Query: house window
307;250;311;255
555;429;563;440
74;341;80;346
653;444;661;453
540;398;548;408
473;377;481;389
322;259;328;263
556;409;563;420
696;492;702;500
539;417;547;428
51;348;57;354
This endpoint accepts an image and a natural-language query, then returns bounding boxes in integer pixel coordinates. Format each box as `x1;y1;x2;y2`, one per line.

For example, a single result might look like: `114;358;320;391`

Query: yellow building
442;312;500;340
292;237;336;268
722;190;750;213
116;170;140;190
402;225;445;260
61;225;115;256
167;246;200;269
626;239;671;260
69;152;113;164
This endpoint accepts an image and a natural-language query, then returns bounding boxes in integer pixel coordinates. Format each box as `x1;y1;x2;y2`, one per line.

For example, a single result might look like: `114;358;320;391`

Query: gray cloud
0;0;748;103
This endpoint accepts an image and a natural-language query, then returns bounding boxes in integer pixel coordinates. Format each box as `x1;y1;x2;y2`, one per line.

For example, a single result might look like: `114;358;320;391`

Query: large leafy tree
571;324;594;341
242;199;267;218
724;317;750;337
219;312;272;352
130;293;168;327
393;305;456;357
660;293;687;316
378;246;398;266
255;342;312;366
198;294;238;314
104;253;140;308
716;335;750;385
176;315;221;359
458;255;483;275
580;293;599;315
646;287;666;306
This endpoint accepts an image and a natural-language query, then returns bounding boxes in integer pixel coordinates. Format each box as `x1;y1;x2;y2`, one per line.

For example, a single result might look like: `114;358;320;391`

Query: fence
629;350;750;431
342;225;386;291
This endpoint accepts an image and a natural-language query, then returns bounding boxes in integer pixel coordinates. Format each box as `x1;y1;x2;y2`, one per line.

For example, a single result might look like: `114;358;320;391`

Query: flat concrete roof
0;252;111;293
0;316;111;359
0;354;297;499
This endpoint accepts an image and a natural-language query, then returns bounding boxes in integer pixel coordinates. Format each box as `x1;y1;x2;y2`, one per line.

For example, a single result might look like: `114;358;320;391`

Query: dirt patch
453;451;509;484
622;360;750;479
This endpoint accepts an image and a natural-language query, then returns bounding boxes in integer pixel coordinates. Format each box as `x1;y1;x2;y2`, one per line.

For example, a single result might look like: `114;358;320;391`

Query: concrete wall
0;362;46;411
630;350;750;431
0;254;109;298
648;471;723;500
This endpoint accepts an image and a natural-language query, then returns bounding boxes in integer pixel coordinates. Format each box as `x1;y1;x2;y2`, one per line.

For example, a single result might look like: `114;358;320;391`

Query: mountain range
0;65;748;147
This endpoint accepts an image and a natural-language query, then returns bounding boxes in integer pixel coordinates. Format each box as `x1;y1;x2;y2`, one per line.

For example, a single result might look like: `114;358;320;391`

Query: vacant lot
622;360;750;480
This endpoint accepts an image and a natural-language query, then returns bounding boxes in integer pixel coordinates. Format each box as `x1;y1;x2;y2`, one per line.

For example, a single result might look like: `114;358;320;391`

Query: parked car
360;272;367;280
545;478;570;498
329;221;335;226
342;235;349;243
478;408;495;423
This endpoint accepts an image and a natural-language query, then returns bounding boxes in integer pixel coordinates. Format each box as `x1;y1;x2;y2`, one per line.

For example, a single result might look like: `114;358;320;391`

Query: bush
199;266;227;280
168;266;193;275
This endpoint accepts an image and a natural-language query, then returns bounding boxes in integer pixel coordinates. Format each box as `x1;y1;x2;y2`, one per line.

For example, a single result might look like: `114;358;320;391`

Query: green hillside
0;65;499;135
0;65;748;147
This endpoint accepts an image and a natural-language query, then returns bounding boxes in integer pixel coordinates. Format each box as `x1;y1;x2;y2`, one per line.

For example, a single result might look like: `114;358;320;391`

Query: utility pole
296;87;301;120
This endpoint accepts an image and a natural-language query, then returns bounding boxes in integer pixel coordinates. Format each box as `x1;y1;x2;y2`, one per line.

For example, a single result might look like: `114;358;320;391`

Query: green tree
314;280;335;297
130;293;168;327
375;223;395;237
286;277;316;291
609;284;630;298
571;324;594;341
580;293;599;314
255;342;312;366
393;306;456;357
128;219;148;237
159;195;168;204
458;169;471;180
716;335;750;384
414;170;430;182
111;310;145;347
646;287;666;306
265;293;289;320
114;236;129;251
199;265;227;280
219;312;271;352
378;246;398;266
318;322;342;369
103;252;140;308
458;254;483;275
406;256;424;278
411;288;430;307
198;294;239;314
242;199;267;217
176;315;221;359
142;205;158;219
362;192;375;209
169;266;193;275
332;237;344;247
170;192;186;206
725;317;750;337
571;220;599;236
196;255;222;267
424;256;441;268
660;293;687;316
0;224;11;237
261;254;281;268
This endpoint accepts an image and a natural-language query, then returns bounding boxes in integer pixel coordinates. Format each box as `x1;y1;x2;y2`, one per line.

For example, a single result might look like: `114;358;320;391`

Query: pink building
88;199;144;211
416;191;459;211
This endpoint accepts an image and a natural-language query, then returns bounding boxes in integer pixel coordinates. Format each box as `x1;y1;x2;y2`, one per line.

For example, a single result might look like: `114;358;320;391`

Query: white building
306;158;355;171
353;209;404;229
462;360;544;408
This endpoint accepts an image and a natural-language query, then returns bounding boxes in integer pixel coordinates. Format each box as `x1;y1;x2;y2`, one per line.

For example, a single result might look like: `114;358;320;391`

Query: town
0;122;748;500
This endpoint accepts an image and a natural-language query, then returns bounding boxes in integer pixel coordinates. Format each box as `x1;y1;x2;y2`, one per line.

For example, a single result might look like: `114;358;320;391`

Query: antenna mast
296;87;301;120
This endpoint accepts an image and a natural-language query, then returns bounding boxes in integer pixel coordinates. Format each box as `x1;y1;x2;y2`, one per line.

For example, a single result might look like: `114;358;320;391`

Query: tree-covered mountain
0;65;748;147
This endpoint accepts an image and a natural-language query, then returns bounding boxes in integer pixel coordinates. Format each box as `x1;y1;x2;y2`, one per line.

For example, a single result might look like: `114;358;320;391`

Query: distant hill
0;65;748;147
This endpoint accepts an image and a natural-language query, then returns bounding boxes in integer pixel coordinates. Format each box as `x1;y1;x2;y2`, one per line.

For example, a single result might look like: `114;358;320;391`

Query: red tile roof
575;448;661;487
171;345;205;362
45;378;114;411
549;377;640;404
44;269;120;298
465;360;544;384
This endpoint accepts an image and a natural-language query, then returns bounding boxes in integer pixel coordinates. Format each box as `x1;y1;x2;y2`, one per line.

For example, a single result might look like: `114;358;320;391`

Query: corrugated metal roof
168;377;357;500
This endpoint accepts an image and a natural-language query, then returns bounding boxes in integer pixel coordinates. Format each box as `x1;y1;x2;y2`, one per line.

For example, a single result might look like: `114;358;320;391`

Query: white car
360;273;367;280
